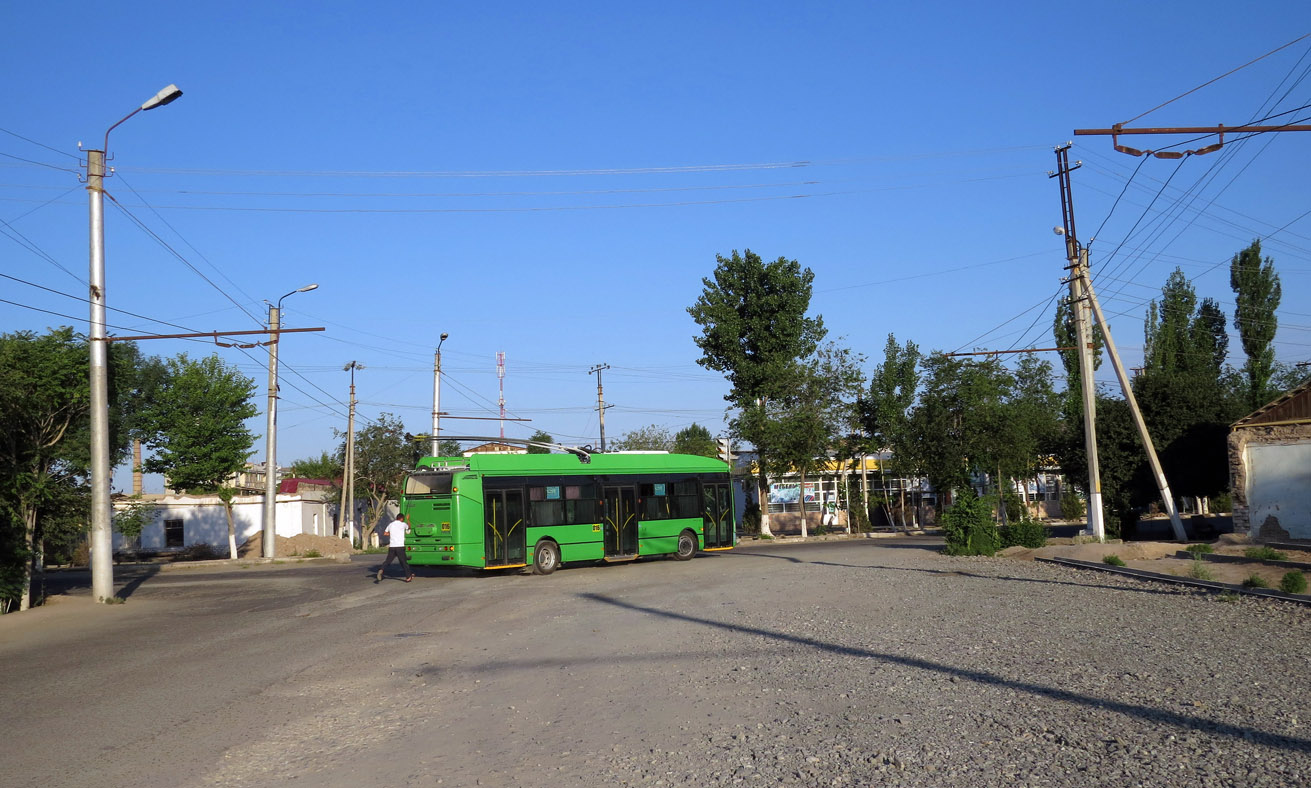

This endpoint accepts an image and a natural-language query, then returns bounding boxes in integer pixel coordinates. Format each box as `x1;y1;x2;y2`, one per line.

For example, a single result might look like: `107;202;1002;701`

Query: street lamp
431;332;449;456
87;84;183;604
261;283;319;559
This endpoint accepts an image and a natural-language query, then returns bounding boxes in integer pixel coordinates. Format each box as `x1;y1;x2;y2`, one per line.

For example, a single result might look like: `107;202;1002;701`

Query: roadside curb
736;531;936;547
1036;556;1311;606
1174;551;1311;573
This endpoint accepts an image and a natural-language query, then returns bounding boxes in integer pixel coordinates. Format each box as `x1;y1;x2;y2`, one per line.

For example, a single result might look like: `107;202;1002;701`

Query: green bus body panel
401;453;732;570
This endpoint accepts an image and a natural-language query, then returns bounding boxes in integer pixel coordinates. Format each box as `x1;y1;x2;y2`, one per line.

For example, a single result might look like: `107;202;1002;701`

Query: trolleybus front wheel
674;530;697;561
532;539;561;575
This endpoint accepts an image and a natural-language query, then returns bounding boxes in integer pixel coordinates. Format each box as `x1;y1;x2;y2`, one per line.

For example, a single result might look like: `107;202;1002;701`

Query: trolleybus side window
639;482;671;520
671;479;700;518
565;484;599;523
529;485;566;526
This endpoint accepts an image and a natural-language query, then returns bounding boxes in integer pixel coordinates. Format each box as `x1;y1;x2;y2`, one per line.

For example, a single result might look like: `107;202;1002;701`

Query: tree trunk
799;468;809;538
225;503;238;559
19;506;35;612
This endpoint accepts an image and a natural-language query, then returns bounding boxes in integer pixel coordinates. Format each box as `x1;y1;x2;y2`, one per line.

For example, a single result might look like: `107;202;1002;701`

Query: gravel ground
570;543;1311;788
5;538;1308;788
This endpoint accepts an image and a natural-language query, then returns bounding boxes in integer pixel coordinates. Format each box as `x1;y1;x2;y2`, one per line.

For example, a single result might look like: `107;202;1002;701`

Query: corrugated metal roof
1232;378;1311;428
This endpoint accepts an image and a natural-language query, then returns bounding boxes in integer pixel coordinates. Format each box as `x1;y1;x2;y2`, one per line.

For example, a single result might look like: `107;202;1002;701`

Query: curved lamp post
262;283;319;558
88;84;183;605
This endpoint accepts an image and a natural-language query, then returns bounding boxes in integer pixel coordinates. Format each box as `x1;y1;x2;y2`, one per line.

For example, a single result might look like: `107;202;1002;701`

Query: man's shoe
404;575;414;583
376;569;383;581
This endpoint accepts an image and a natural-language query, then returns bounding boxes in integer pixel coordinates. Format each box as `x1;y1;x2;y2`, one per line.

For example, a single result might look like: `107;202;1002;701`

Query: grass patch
301;549;322;558
1280;571;1307;595
1241;574;1269;589
1184;543;1214;556
1216;591;1240;603
1186;560;1214;581
1102;554;1126;567
1245;546;1289;562
101;595;126;605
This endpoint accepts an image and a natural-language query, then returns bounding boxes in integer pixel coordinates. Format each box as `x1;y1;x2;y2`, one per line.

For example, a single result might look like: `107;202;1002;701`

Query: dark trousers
381;546;411;576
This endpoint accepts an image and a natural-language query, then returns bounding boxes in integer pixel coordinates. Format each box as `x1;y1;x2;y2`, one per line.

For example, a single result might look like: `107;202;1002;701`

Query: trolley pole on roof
589;363;611;452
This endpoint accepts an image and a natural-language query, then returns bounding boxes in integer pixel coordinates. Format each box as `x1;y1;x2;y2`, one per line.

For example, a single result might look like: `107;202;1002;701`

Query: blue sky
3;3;1309;493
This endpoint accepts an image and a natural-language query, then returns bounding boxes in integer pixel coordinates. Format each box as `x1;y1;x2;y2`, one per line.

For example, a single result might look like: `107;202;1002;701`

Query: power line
0;127;81;161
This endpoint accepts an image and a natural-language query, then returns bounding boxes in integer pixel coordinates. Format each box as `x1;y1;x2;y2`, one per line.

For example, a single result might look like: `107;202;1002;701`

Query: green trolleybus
400;449;735;574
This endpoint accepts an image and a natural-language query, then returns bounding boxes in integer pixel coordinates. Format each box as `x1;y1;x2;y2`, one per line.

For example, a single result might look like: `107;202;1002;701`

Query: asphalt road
2;538;1307;787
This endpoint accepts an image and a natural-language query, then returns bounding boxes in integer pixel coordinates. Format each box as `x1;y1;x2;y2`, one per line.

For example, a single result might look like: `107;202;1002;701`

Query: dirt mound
1031;541;1182;563
238;532;355;559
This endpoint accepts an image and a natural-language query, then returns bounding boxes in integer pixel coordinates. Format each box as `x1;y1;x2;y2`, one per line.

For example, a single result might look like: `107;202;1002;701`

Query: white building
112;489;336;553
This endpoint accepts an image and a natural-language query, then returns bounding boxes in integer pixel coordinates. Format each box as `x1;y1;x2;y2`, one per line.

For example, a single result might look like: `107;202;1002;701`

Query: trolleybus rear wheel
532;539;561;575
674;530;697;561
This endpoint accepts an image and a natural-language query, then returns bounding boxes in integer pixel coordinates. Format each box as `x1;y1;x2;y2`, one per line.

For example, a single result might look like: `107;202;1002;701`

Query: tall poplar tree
689;249;826;535
1230;239;1282;410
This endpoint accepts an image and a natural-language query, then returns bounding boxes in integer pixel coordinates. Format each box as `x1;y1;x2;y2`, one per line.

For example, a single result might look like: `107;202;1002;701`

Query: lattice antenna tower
497;351;506;439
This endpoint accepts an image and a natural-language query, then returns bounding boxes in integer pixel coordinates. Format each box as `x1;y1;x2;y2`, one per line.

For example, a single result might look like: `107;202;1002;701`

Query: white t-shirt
385;519;409;548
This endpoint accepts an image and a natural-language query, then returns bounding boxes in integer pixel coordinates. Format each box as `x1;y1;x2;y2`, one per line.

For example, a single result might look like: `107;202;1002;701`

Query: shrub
182;543;221;561
1000;517;1047;549
1185;543;1214;555
1059;490;1085;522
741;502;762;536
1280;571;1308;595
1103;554;1126;567
1245;546;1288;562
1241;574;1269;589
941;491;999;556
848;504;872;533
1210;492;1232;513
1187;560;1214;581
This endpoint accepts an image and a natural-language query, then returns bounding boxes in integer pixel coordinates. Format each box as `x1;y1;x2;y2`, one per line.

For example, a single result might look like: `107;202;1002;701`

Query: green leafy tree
859;334;921;528
138;353;258;559
342;413;419;548
1230;239;1282;410
612;424;673;452
1135;268;1238;505
526;430;554;454
290;451;342;481
909;353;1013;506
689;249;826;534
112;496;157;551
672;423;718;458
752;343;863;536
438;439;463;456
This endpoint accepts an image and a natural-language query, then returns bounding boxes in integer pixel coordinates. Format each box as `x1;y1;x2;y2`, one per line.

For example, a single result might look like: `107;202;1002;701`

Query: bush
1060;489;1085;522
1185;543;1214;555
1187;560;1214;581
848;504;872;533
1103;554;1126;567
941;491;999;556
1245;546;1288;562
181;543;221;561
1241;574;1269;589
1210;492;1233;513
1280;571;1307;595
741;502;762;536
1000;517;1047;549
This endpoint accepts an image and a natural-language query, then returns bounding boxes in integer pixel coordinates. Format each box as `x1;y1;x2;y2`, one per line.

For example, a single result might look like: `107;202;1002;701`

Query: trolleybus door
602;486;639;558
483;489;526;568
702;482;734;549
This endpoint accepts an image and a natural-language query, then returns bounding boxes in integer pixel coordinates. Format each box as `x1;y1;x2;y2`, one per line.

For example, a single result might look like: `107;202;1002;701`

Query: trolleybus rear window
405;471;456;496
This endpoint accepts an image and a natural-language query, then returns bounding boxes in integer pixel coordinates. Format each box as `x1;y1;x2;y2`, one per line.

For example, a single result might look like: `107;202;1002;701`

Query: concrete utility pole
1051;145;1106;540
589;363;611;451
262;284;318;559
1051;143;1186;542
431;332;448;456
341;361;363;542
85;84;183;606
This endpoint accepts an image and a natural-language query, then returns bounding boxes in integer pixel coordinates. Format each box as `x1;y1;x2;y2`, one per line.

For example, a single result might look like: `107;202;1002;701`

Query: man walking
376;512;414;582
